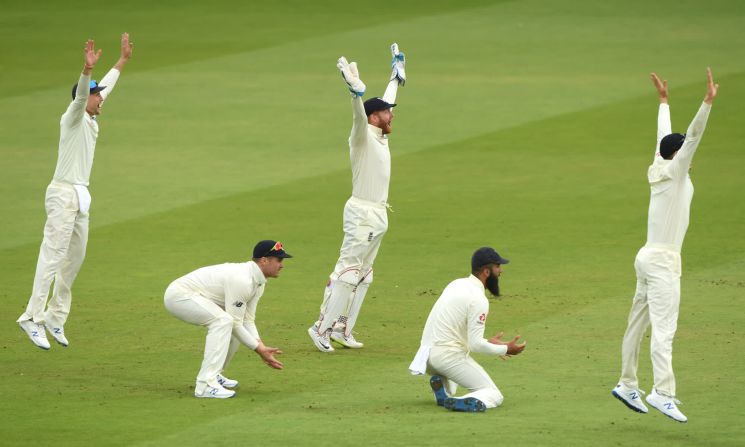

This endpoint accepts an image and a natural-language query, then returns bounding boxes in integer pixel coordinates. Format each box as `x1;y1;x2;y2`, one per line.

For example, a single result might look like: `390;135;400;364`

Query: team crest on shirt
477;313;487;325
233;301;244;308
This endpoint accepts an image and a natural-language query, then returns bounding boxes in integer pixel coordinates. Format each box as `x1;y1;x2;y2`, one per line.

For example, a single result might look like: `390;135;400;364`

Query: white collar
247;261;266;286
467;274;485;292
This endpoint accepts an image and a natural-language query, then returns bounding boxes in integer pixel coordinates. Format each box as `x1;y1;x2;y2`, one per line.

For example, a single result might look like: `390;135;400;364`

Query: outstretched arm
338;57;369;145
382;43;405;104
62;40;101;126
651;72;671;158
100;33;133;100
113;32;133;71
670;68;718;177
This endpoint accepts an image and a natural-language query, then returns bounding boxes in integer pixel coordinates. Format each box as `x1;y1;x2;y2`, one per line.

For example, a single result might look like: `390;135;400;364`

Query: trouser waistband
643;243;680;253
349;196;388;209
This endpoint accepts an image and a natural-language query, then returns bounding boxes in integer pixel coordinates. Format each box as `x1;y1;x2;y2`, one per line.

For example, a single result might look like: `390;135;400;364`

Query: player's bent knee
485;388;504;408
337;268;361;286
213;314;233;329
360;269;374;285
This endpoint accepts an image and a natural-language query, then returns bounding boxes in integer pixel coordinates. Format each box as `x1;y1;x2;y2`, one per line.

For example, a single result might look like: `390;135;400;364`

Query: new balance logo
31;331;39;337
209;388;218;395
630;392;638;400
53;328;62;334
664;402;674;410
233;301;244;308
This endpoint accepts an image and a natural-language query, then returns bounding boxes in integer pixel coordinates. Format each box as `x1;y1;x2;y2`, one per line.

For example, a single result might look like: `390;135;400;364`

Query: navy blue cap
252;240;292;259
71;80;106;99
660;133;685;159
363;97;396;116
471;247;509;271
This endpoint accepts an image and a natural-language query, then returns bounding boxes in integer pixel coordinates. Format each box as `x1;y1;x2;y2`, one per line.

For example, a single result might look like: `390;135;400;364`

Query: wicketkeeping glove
337;57;366;97
390;43;406;86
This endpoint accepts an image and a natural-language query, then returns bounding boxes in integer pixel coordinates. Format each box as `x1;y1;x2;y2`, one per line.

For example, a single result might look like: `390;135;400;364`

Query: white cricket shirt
646;102;711;251
53;68;120;186
419;275;508;356
177;261;266;350
348;96;391;204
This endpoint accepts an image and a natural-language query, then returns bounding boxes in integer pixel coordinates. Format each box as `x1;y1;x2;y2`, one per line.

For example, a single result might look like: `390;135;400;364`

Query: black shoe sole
443;397;486;412
612;390;647;414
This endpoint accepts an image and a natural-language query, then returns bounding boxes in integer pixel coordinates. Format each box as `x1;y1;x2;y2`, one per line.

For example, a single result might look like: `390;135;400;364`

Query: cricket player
17;35;134;350
612;69;719;423
307;43;406;352
409;247;526;412
164;240;289;399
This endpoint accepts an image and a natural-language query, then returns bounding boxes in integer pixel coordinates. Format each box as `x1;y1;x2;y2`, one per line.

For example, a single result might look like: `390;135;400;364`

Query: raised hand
84;39;102;72
337;56;366;97
256;344;284;370
390;43;406;86
704;67;719;105
650;72;668;103
120;32;133;60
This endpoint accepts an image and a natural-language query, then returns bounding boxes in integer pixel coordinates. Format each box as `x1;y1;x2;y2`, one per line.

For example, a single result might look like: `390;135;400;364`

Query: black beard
485;274;500;297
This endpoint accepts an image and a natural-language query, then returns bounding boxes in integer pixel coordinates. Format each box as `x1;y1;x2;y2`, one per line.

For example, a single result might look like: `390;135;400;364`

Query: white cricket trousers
317;196;388;333
164;282;232;392
620;245;681;397
427;346;504;408
18;182;88;327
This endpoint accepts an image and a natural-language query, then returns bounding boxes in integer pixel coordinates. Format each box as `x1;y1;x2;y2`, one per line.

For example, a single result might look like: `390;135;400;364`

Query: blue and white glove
337;57;366;97
390;43;406;86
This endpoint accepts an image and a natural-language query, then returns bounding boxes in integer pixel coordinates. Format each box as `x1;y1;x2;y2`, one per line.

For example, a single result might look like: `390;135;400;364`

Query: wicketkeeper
307;43;406;352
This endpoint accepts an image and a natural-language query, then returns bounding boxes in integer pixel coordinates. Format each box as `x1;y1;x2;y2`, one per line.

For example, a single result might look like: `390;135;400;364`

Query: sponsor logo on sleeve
233;301;244;308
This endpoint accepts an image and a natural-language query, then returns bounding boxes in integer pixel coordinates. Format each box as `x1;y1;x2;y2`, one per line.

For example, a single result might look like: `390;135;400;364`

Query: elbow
467;340;483;353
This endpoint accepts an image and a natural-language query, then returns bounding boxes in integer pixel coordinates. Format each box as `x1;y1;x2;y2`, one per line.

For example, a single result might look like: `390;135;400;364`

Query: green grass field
1;1;744;445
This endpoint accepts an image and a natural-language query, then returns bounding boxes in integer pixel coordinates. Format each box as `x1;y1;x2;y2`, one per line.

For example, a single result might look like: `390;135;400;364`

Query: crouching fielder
164;240;290;398
409;247;526;412
308;43;406;352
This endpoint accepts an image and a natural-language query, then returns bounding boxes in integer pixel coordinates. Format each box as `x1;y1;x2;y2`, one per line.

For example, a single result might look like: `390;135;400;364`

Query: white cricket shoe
330;332;364;349
646;390;687;423
217;374;238;389
611;383;648;413
44;323;69;347
194;384;235;399
307;326;334;353
18;320;51;350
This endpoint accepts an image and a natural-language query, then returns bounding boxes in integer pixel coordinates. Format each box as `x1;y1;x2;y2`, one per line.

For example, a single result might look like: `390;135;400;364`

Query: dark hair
471;264;493;276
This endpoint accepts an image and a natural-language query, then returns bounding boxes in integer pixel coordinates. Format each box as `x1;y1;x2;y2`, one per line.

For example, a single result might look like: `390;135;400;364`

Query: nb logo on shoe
630;392;638;400
664;403;674;410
